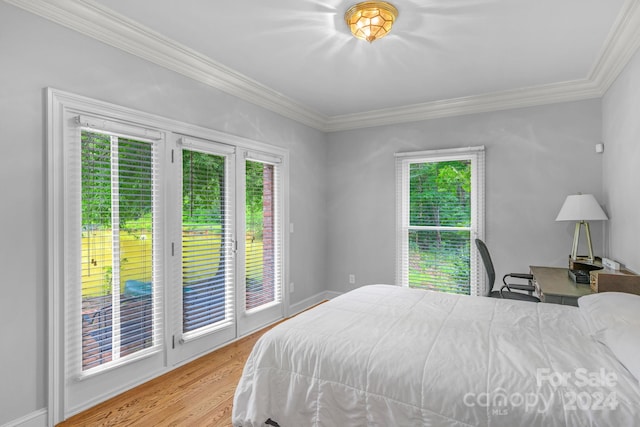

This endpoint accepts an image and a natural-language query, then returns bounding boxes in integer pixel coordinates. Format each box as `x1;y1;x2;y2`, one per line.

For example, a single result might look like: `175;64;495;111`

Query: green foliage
408;160;472;295
125;213;152;232
182;150;225;227
81;132;111;228
409;160;471;228
103;265;113;296
245;161;267;237
82;133;267;237
81;131;153;231
180;155;267;235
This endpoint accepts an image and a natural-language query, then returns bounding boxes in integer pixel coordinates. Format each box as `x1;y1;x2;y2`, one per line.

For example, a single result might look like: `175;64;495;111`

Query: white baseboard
1;409;47;427
289;290;342;316
323;290;343;300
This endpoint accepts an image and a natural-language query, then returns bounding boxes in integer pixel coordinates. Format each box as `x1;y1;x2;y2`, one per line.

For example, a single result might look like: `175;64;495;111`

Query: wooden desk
529;266;593;306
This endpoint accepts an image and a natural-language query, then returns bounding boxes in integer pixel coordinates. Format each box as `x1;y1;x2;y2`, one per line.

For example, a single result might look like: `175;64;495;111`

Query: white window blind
49;90;290;420
73;125;162;376
180;143;235;339
245;155;282;311
76;115;163;141
396;147;485;296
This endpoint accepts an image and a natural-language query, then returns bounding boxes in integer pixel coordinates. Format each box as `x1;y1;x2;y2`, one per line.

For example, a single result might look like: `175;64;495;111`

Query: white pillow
578;292;640;333
579;292;640;382
596;326;640;382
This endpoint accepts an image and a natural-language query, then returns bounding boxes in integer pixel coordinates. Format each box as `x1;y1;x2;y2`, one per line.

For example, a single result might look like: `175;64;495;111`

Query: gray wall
2;1;630;424
0;3;327;424
326;100;604;293
602;46;640;273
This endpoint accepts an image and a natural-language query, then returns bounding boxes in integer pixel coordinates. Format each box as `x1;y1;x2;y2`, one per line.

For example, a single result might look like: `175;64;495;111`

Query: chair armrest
506;273;533;280
502;273;533;286
507;283;535;292
502;273;535;294
500;283;535;293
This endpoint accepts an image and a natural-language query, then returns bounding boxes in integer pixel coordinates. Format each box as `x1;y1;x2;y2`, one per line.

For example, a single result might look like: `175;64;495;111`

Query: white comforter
233;285;640;426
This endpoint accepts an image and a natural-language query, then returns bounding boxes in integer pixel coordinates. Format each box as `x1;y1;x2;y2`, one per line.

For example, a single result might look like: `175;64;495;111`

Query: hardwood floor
57;323;277;427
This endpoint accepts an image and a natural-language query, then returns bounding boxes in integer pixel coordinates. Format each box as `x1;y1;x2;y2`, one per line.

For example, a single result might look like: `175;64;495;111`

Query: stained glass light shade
345;2;398;43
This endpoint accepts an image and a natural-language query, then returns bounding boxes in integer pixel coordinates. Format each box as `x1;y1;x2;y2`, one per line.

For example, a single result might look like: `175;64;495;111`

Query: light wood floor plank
57;323;274;426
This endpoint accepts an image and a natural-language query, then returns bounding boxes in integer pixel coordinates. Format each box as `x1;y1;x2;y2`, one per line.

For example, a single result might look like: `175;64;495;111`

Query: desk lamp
555;194;608;263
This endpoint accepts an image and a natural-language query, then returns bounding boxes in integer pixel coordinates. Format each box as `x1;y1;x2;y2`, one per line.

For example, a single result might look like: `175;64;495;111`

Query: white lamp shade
555;194;608;221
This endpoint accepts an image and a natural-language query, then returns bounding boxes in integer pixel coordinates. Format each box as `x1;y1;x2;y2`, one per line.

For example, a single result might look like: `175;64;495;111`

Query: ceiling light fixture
345;1;398;43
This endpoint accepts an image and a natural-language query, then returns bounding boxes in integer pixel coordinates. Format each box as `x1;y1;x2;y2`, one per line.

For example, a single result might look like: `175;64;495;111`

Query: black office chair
475;239;540;302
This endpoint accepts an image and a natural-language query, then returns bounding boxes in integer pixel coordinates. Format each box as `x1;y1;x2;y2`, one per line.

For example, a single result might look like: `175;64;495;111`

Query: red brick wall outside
246;163;276;310
262;164;275;303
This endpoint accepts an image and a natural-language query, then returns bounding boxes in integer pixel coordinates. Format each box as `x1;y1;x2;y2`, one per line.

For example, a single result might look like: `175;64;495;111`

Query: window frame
177;137;236;342
235;150;287;337
47;88;290;424
395;146;485;296
75;126;163;376
244;155;283;313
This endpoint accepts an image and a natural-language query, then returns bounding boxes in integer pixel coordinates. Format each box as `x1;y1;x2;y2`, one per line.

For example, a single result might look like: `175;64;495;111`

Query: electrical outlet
290;282;295;293
349;274;355;284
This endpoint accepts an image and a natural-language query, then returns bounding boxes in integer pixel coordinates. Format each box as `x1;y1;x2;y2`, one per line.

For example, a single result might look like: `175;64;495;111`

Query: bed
232;284;640;426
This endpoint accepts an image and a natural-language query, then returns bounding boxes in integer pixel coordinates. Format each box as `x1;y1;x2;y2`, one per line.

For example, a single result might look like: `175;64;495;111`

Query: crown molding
6;0;640;132
324;79;602;132
5;0;329;130
588;0;640;93
327;0;640;132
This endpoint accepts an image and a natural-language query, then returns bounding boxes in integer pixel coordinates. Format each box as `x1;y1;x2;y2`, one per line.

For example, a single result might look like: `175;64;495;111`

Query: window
181;146;233;337
396;147;485;296
245;158;282;311
49;89;288;421
77;124;162;374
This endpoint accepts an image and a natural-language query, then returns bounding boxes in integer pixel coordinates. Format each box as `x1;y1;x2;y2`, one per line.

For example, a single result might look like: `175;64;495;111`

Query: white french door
49;89;289;423
168;140;286;365
236;153;285;336
58;114;167;417
167;137;238;365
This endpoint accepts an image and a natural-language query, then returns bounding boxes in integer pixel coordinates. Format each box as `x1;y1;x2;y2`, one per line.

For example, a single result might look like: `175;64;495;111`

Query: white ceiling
95;0;624;116
8;0;640;130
